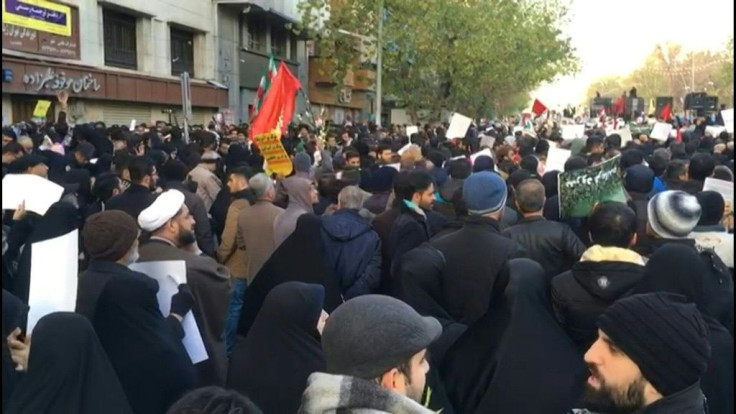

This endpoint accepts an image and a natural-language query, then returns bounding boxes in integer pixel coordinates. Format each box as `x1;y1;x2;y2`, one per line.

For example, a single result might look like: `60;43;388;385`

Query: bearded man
137;189;232;387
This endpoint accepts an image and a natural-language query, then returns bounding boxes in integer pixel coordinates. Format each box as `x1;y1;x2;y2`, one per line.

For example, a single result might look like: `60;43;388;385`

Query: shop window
171;28;195;77
103;9;138;70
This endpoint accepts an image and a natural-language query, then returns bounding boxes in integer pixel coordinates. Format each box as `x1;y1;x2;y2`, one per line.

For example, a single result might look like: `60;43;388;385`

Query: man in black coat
551;202;645;353
106;156;157;220
406;171;526;326
387;170;446;292
76;210;197;414
502;178;585;280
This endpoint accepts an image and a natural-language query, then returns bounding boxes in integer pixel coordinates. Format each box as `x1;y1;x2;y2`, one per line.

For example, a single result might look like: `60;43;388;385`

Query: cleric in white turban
138;189;186;232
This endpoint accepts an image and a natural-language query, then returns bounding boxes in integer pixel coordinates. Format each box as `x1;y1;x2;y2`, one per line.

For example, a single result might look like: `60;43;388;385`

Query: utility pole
374;0;384;127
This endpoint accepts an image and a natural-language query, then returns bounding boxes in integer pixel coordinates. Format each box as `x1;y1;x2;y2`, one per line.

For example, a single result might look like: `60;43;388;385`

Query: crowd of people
1;92;734;414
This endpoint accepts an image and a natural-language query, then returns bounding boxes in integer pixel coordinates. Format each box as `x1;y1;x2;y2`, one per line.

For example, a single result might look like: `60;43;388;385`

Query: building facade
307;37;376;124
215;0;309;124
2;0;227;126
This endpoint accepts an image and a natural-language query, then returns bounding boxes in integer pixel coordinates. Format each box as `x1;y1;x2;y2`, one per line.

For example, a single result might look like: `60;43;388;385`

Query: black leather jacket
502;216;586;280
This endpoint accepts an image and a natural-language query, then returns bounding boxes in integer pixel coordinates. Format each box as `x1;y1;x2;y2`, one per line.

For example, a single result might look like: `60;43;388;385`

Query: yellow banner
2;0;72;37
253;130;293;177
32;99;51;118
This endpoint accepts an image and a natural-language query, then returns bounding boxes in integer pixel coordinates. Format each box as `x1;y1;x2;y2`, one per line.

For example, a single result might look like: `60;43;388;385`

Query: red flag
250;62;302;176
531;99;548;118
660;103;672;122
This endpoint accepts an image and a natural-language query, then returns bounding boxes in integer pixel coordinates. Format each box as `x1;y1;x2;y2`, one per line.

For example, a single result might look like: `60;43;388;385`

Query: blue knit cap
462;171;507;216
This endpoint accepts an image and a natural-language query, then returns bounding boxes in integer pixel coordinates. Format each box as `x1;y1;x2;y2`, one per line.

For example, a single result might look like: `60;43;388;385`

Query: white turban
138;190;186;232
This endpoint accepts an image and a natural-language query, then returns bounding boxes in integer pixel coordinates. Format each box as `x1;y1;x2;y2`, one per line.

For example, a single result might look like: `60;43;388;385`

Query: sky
532;0;735;110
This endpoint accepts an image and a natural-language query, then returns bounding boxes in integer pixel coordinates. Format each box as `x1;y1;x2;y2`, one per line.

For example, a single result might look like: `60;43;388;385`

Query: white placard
479;134;494;149
649;122;673;141
562;125;585;140
618;127;633;147
545;146;571;173
129;119;136;131
406;126;419;136
384;163;401;172
129;261;209;364
2;174;64;216
703;177;734;204
446;112;472;139
27;230;79;333
470;148;493;165
705;126;727;138
721;109;734;133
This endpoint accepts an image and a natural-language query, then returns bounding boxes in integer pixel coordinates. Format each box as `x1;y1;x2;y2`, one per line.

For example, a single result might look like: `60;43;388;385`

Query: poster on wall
2;0;73;37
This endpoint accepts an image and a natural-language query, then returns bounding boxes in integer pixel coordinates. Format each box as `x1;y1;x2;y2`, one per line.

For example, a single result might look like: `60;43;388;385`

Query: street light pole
374;0;384;127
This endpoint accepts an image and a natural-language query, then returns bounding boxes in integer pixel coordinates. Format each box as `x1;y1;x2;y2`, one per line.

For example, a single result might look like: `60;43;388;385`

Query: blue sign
2;69;12;83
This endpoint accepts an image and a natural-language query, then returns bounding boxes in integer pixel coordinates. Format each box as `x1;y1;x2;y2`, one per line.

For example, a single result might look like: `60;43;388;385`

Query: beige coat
236;200;285;281
188;165;222;212
217;199;250;280
138;238;232;386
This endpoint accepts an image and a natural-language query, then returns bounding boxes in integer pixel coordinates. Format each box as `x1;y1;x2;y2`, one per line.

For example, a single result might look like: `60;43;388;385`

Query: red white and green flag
252;56;278;118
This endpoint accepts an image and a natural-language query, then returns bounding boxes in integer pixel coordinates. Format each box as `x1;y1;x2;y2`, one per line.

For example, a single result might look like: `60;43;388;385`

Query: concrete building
2;0;228;125
214;0;309;123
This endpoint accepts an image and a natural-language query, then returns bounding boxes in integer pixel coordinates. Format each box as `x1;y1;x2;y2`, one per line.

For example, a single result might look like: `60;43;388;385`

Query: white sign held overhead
27;230;79;333
705;126;727;138
470;148;493;165
650;122;673;141
618;127;633;147
129;261;209;364
545;146;571;173
561;125;585;140
721;108;734;133
129;119;136;131
703;177;734;204
2;174;64;216
446;112;472;139
406;126;419;136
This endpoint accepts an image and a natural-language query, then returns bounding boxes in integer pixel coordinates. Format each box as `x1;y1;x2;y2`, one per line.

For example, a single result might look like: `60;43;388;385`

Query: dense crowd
1;93;734;414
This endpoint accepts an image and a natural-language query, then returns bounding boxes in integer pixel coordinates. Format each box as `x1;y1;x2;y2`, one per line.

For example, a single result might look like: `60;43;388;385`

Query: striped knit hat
647;190;701;239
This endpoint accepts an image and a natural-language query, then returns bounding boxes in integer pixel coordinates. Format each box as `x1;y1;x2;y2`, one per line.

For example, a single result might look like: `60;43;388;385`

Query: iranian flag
252;56;278;118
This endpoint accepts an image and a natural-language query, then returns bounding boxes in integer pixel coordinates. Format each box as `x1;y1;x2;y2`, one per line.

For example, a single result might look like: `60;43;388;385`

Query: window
103;9;137;69
170;28;194;77
290;36;298;60
271;26;287;58
243;15;266;53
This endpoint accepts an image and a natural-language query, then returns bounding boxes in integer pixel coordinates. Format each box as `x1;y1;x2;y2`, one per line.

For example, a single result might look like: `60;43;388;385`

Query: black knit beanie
597;293;711;396
83;211;139;261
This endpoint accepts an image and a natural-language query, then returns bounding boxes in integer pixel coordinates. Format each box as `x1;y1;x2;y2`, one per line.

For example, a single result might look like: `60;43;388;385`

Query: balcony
310;58;337;85
353;69;375;91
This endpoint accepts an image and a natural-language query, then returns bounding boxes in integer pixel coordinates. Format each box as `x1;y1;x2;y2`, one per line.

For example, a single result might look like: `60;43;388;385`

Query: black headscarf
5;312;133;414
441;259;585;414
2;290;27;409
228;282;325;414
632;243;734;414
238;214;343;337
12;201;81;302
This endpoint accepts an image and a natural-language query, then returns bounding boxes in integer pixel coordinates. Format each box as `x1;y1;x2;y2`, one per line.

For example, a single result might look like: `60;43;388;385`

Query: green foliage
297;0;578;119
